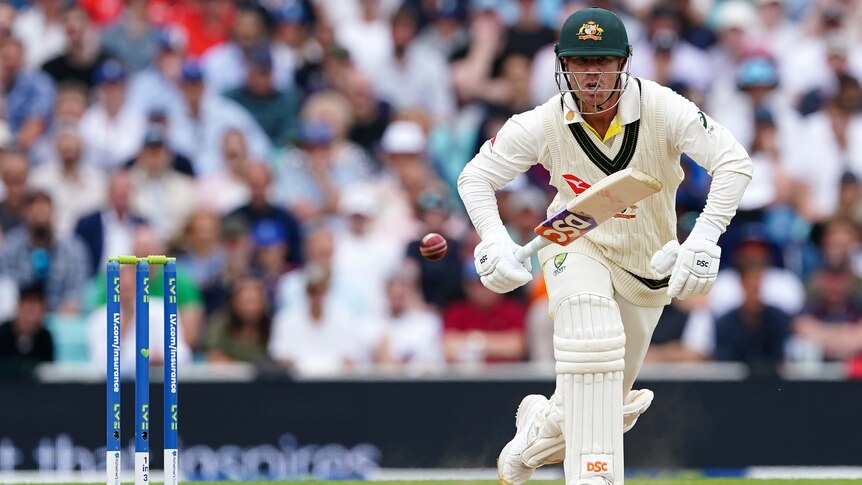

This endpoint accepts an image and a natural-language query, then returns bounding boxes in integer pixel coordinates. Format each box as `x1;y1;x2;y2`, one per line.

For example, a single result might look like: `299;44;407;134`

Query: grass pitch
39;480;862;485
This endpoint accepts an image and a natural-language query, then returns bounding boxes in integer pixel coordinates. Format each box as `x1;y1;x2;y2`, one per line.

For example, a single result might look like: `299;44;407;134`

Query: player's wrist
688;220;722;244
481;224;512;242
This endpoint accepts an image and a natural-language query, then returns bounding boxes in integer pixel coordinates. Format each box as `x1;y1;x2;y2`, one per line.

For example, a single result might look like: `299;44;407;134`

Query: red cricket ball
420;233;448;260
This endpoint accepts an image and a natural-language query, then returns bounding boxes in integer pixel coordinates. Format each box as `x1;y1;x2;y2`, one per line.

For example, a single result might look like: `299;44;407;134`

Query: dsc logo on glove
586;461;608;472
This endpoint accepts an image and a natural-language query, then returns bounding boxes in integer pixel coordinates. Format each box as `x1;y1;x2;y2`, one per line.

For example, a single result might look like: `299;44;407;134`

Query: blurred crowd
0;0;861;378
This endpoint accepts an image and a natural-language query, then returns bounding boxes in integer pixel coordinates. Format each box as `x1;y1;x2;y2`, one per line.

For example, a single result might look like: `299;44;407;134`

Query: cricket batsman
457;7;753;485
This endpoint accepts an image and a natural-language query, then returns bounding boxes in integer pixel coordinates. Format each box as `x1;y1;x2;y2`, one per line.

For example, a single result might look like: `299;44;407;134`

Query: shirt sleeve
457;107;547;238
29;72;57;121
665;89;754;235
680;306;715;356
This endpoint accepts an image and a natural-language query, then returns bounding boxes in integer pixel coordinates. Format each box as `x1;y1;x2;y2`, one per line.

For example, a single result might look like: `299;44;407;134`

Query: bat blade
515;168;662;261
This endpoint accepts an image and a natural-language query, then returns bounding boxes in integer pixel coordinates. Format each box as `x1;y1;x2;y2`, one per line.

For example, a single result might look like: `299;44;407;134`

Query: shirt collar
561;75;641;126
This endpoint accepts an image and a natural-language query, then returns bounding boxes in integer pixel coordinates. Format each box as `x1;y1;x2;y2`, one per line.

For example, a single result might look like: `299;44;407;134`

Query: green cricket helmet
556;7;632;58
555;7;633;114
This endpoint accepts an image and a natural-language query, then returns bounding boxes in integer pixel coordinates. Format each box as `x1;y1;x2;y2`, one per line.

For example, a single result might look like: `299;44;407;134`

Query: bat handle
516;237;551;262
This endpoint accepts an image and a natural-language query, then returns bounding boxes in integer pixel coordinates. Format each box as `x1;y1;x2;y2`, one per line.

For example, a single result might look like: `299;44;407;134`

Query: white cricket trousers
545;252;664;393
518;252;665;482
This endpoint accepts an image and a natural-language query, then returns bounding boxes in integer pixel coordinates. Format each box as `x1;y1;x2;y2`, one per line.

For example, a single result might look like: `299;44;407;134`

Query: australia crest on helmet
578;21;604;41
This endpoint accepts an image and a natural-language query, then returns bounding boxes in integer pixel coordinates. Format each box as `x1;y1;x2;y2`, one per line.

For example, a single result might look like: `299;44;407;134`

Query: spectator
74;170;144;278
442;262;527;364
78;0;122;26
0;190;89;314
29;82;88;166
331;186;402;317
0;3;16;49
249;219;294;301
335;0;392;79
714;261;792;365
99;0;160;72
164;0;235;58
751;0;799;67
0;283;53;375
131;112;195;177
734;108;796;218
269;0;318;79
201;7;267;93
817;219;862;275
413;1;470;60
274;223;335;312
373;264;444;373
225;44;299;145
167;60;271;177
274;220;385;322
450;4;506;105
792;261;862;361
127;27;186;117
13;0;66;69
201;7;282;93
87;263;191;372
629;4;713;99
709;55;802;160
219;215;254;292
41;6;110;90
271;92;375;222
710;224;805;318
502;0;555;59
405;189;466;309
127;125;197;243
29;123;106;237
226;162;303;266
781;10;862;106
0;150;29;234
269;263;378;375
788;77;862;221
367;119;438;244
343;68;393;154
79;59;146;171
1;36;56;150
204;276;275;366
365;5;456;121
796;36;860;116
294;44;353;100
708;0;759;102
196;129;252;215
175;209;227;316
646;297;713;362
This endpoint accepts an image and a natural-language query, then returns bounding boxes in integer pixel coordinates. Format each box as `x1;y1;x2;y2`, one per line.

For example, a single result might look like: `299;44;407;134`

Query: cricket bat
515;167;663;261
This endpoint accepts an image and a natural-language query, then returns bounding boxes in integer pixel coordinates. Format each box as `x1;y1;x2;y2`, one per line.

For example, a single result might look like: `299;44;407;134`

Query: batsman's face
562;56;624;107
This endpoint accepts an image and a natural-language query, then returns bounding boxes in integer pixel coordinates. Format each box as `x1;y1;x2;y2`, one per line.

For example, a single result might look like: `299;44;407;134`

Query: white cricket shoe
622;389;654;433
497;394;548;485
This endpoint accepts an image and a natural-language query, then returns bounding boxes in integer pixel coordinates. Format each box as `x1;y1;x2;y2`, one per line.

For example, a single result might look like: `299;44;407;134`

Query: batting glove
650;223;721;300
474;226;533;294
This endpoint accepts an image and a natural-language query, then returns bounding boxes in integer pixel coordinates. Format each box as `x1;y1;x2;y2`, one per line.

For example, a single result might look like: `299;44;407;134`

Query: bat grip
516;237;550;262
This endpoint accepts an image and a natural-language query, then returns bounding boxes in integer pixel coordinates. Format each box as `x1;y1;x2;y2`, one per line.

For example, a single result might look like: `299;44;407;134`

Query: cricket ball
420;233;448;260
